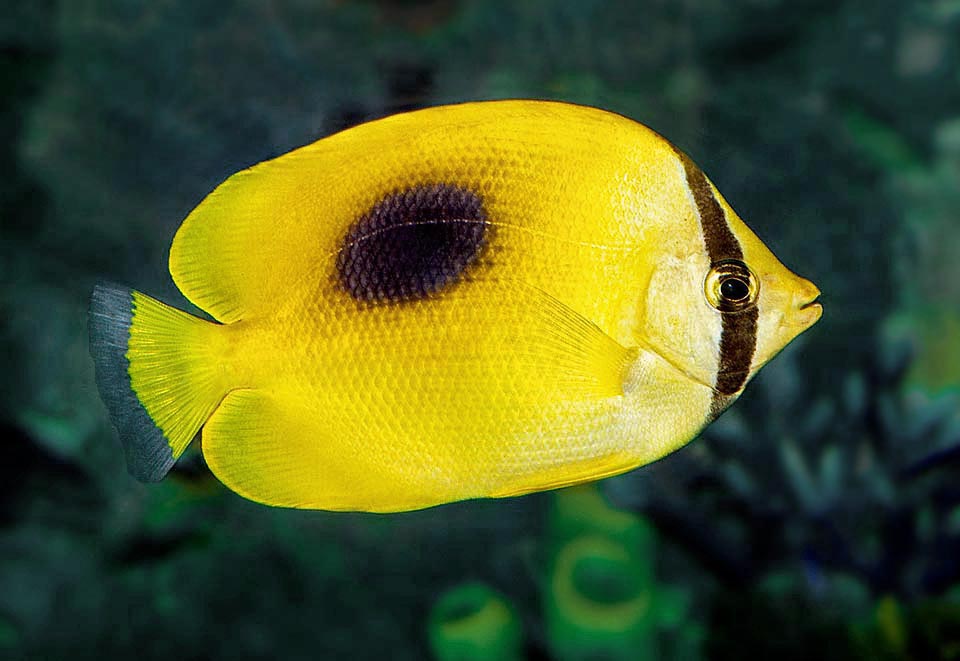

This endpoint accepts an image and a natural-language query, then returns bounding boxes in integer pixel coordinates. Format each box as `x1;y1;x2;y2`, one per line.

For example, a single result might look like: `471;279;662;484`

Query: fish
89;100;822;512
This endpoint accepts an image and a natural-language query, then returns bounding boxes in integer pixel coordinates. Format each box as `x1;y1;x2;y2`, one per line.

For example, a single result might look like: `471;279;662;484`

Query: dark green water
3;1;959;658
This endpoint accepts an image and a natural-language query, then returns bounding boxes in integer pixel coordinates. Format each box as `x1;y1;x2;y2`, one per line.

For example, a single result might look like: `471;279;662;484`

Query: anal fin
201;390;431;512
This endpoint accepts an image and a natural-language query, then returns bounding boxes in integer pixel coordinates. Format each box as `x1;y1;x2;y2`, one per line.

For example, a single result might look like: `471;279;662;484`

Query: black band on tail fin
89;283;176;481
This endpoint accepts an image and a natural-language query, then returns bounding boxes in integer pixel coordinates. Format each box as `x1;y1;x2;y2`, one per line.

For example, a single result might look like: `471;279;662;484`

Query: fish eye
704;260;759;312
720;277;749;302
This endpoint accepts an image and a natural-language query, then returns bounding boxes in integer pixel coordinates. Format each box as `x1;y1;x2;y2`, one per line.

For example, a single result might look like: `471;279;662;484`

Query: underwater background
2;0;959;658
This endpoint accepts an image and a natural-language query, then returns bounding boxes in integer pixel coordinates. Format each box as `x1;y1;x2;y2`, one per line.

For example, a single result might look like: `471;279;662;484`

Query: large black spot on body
337;184;489;303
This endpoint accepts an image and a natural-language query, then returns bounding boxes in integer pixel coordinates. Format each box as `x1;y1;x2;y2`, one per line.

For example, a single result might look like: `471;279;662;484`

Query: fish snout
793;277;822;328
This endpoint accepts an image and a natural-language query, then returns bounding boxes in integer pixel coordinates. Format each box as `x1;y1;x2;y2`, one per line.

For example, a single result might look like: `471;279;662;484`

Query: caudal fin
89;283;229;481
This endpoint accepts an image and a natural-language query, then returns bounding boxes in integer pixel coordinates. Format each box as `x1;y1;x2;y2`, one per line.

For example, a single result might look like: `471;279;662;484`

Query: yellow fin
509;284;634;400
201;285;635;512
490;452;637;499
168;161;309;323
201;390;424;512
167;99;649;324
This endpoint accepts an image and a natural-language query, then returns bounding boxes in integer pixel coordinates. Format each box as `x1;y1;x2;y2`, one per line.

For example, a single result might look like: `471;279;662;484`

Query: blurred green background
2;0;960;658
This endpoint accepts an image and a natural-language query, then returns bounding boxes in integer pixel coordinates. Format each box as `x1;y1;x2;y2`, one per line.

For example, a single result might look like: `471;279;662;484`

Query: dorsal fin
168;147;342;322
166;100;654;323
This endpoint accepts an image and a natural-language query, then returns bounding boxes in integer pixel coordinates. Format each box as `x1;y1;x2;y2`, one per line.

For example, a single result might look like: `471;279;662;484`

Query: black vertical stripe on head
680;153;743;262
673;149;759;417
337;183;489;303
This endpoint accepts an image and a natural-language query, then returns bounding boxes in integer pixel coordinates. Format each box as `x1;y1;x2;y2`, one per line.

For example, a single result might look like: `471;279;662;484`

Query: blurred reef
2;0;960;658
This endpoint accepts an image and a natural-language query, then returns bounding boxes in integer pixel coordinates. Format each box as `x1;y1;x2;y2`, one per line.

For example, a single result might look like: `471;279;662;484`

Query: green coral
427;583;523;661
546;534;658;660
544;485;702;661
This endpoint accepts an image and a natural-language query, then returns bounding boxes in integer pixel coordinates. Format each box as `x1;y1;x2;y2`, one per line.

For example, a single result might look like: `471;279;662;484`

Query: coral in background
544;485;702;661
427;583;523;661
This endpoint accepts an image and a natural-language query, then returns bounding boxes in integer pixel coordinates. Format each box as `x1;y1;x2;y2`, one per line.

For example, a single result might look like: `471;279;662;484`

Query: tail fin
89;283;229;481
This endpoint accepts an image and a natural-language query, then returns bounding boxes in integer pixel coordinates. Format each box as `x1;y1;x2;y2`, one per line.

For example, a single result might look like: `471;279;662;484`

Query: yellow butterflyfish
89;100;822;512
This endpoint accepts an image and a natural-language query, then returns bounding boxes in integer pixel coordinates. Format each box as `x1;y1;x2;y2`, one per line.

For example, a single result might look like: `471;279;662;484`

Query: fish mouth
797;293;823;326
